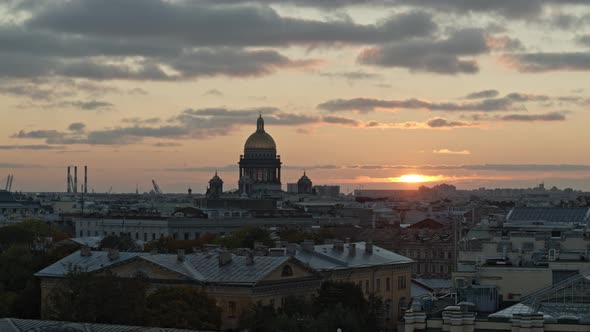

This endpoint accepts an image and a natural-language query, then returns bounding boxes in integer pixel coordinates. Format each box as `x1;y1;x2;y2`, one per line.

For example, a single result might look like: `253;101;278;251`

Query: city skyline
1;1;590;192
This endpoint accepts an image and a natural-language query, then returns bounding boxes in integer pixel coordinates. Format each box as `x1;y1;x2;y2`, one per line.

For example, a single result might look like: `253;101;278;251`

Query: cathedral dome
244;115;276;150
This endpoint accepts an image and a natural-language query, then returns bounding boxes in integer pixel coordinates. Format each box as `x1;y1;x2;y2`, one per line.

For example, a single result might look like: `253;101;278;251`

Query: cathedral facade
238;115;282;196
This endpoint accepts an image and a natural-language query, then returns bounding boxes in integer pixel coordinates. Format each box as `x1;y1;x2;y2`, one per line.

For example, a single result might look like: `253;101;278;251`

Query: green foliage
0;220;78;319
44;272;148;325
219;226;274;249
45;276;222;330
279;228;335;245
143;233;218;253
145;286;222;330
100;234;139;251
239;281;385;332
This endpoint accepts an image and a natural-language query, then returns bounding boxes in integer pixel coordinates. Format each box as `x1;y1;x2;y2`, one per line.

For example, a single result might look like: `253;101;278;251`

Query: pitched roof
36;250;290;285
0;318;208;332
294;241;413;271
507;207;590;225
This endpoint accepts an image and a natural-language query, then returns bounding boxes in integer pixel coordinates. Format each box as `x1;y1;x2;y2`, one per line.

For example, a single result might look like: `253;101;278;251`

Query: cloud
0;144;63;150
500;112;567;122
358;29;489;74
68;122;86;132
576;35;590;47
0;162;41;168
27;3;436;46
464;89;500;99
347;164;590;172
153;142;182;147
319;71;382;80
317;92;549;113
322;116;361;126
433;149;471;155
11;106;363;146
203;89;223;96
502;53;590;72
427;118;471;128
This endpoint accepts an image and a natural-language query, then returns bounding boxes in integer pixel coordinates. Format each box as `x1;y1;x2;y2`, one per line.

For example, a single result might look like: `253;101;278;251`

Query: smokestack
74;166;78;193
84;165;88;194
67;167;71;193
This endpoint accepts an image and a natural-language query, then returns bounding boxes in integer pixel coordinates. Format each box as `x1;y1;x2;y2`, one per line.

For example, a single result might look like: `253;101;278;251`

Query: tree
219;226;274;249
145;286;222;330
45;272;148;325
100;234;139;251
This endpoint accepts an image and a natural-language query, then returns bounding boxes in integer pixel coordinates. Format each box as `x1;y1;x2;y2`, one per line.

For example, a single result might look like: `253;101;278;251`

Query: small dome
244;115;276;150
209;171;223;184
298;171;312;184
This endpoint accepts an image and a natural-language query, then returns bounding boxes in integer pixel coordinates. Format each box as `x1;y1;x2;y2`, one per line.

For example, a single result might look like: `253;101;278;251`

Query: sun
388;174;445;183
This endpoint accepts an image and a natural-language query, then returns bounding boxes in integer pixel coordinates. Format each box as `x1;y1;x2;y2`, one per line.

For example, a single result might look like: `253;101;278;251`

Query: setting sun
389;174;445;183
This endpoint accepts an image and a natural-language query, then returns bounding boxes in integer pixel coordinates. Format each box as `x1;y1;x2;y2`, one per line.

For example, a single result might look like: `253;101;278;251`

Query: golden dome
244;131;276;149
244;115;276;150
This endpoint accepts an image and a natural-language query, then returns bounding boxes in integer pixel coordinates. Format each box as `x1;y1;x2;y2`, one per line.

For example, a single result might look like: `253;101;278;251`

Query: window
358;280;362;288
398;276;407;289
281;265;293;277
385;300;392;320
144;233;147;241
79;231;83;237
376;278;381;292
135;232;139;240
228;301;237;318
386;277;391;291
152;233;156;240
365;280;370;293
184;232;190;240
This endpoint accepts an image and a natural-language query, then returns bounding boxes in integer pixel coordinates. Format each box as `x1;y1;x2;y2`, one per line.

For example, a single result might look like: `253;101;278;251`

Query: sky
1;0;590;193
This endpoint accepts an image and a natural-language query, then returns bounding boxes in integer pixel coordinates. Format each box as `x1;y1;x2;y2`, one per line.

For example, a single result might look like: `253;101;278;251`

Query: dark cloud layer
464;89;500;99
317;92;550;113
358;29;489;74
11;107;363;146
500;112;567;122
503;53;590;72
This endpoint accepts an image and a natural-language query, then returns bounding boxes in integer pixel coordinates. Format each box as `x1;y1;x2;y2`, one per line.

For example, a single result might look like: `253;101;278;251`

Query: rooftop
36;250;292;285
507;207;590;225
0;318;209;332
294;241;413;271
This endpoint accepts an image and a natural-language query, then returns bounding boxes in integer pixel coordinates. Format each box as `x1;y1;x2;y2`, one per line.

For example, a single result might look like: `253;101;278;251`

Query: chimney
245;250;255;265
80;246;92;257
218;251;232;266
302;240;315;252
286;243;297;256
349;243;356;256
74;166;78;193
333;239;344;252
107;248;119;261
67;166;71;193
150;249;158;255
365;241;374;254
84;165;88;194
177;249;185;262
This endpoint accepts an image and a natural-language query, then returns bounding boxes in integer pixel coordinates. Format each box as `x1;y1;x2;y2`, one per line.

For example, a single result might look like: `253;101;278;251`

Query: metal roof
0;318;209;332
293;241;413;271
507;207;590;224
36;250;290;285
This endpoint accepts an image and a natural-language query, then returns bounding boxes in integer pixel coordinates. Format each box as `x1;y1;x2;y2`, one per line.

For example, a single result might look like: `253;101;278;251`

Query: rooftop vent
218;251;232;267
349;243;356;256
286;243;297;256
107;248;119;261
80;246;92;257
365;241;373;254
302;240;315;252
333;239;344;251
246;250;255;265
177;249;185;262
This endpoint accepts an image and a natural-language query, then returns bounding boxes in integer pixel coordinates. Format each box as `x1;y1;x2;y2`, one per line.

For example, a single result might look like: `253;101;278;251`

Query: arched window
281;265;293;277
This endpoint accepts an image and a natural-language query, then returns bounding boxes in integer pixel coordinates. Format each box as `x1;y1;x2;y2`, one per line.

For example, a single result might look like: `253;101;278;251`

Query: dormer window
281;265;293;277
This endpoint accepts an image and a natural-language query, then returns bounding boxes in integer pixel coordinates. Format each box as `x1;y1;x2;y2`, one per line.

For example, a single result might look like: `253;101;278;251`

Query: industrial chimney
74;166;78;193
67;166;71;193
84;165;88;194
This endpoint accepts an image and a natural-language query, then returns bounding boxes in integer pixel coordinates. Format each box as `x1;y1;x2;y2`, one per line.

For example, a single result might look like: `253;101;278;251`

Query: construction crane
152;179;163;194
4;174;13;192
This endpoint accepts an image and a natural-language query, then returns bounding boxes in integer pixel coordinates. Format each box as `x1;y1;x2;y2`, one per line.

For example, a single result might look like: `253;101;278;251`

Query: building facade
238;115;282;196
